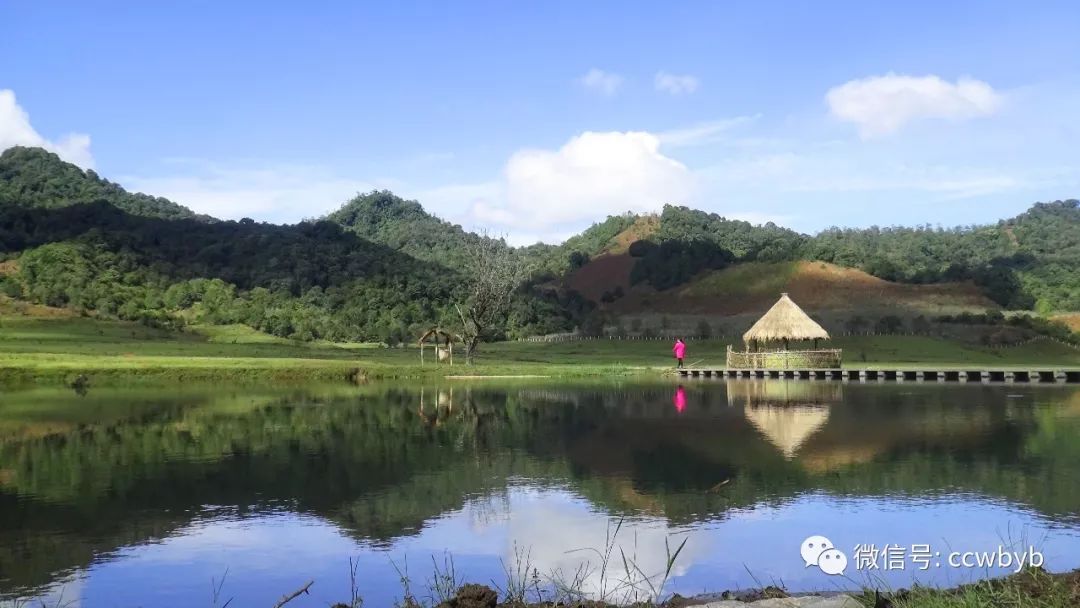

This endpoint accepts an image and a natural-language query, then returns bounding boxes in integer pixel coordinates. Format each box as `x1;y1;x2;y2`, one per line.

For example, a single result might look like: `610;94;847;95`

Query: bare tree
456;233;528;364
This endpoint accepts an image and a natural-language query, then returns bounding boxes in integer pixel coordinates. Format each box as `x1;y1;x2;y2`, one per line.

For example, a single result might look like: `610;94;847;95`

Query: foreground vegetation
1;314;1077;386
854;568;1080;608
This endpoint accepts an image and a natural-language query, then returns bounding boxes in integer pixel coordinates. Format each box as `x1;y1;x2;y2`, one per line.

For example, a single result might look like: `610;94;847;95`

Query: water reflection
729;381;841;459
0;381;1078;606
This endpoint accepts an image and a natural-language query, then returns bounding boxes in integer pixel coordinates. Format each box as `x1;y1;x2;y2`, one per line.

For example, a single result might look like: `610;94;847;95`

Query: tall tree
456;233;529;363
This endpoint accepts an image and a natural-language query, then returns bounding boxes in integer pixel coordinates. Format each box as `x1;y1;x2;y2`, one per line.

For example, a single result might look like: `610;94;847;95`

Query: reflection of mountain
1;383;1079;598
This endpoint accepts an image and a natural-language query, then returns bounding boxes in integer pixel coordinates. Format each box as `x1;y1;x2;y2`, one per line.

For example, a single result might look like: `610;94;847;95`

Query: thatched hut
727;293;841;369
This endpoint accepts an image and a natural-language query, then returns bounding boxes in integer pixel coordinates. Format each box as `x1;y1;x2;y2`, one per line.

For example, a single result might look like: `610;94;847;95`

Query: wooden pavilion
726;293;841;369
417;327;461;366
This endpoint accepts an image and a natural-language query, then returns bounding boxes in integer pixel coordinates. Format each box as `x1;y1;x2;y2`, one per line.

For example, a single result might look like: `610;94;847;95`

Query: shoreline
5;356;1080;388
0;357;659;388
1;317;1077;388
242;567;1080;607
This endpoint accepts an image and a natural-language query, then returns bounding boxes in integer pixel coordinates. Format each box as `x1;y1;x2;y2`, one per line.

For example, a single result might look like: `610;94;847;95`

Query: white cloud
122;161;388;222
654;71;699;95
657;115;760;147
504;492;705;600
0;89;94;168
826;73;1002;138
578;68;623;96
700;150;1048;201
471;131;694;235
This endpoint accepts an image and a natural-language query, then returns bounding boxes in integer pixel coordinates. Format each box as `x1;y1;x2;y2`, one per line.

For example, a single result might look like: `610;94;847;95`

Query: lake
1;380;1079;607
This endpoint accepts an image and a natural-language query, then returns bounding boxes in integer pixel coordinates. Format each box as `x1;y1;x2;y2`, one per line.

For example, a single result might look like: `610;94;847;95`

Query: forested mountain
623;202;1079;311
0;145;1076;344
326;190;490;269
325;190;638;279
0;148;584;342
0;146;205;221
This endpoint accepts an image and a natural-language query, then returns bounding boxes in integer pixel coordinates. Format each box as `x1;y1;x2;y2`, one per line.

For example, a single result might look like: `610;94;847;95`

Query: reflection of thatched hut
726;378;843;408
727;293;841;369
727;379;840;459
744;404;829;459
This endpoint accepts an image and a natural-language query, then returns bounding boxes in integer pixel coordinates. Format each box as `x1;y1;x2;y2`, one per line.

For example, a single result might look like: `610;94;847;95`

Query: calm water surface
2;380;1080;606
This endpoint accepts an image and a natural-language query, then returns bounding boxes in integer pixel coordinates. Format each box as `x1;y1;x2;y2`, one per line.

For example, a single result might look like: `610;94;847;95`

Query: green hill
565;201;1079;314
326;190;489;268
0;147;205;220
0;145;1076;347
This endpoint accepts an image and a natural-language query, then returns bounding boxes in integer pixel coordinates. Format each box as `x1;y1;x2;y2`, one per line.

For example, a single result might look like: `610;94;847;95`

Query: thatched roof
417;327;461;345
743;293;829;343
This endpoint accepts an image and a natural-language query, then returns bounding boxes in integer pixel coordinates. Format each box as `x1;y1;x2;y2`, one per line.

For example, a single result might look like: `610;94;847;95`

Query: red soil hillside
609;260;995;316
564;253;638;301
562;216;658;301
1053;313;1080;333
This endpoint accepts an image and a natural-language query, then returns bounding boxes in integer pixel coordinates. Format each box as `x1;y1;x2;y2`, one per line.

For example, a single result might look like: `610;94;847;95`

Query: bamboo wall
725;345;842;369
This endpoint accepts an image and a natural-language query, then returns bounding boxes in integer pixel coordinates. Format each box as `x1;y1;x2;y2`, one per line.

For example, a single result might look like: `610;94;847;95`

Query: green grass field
0;314;1078;386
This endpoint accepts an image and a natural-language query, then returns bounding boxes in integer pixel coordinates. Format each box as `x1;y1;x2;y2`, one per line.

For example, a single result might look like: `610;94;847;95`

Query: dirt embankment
574;259;994;317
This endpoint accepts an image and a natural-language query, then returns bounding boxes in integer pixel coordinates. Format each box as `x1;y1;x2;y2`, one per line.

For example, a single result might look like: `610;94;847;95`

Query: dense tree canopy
0;146;1076;345
630;201;1078;311
0;149;591;342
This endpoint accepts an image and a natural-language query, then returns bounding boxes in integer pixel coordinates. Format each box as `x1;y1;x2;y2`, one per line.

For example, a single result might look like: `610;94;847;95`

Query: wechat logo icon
801;535;848;575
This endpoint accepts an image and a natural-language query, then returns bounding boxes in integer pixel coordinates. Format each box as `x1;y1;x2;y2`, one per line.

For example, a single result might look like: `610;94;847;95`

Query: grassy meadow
1;312;1078;386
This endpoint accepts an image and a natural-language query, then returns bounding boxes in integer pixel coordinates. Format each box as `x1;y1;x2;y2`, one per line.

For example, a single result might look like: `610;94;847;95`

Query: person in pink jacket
672;338;686;369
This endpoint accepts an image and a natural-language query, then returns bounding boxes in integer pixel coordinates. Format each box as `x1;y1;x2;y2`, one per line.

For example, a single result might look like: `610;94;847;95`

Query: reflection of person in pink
672;338;686;369
673;385;687;413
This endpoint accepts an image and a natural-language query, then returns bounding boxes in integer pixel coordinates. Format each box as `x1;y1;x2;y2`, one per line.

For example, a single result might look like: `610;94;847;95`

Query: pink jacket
673;340;686;359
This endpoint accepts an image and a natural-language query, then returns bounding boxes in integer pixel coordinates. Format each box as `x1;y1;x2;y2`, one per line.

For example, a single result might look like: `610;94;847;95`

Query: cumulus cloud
122;161;388;222
654;71;699;95
471;131;694;235
578;69;623;96
0;89;94;168
826;73;1001;138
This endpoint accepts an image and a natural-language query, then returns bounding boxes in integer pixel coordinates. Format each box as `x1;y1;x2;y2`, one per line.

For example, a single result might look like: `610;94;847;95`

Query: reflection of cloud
505;491;704;601
19;572;85;608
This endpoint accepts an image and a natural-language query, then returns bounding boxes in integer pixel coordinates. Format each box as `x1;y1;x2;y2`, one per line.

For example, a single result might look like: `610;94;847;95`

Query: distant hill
326;190;488;268
0;147;206;221
0;149;592;342
563;201;1079;315
637;261;993;315
325;190;639;279
0;145;1076;344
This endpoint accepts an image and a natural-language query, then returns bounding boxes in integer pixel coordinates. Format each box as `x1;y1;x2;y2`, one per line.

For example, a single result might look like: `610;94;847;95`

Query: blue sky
2;1;1079;243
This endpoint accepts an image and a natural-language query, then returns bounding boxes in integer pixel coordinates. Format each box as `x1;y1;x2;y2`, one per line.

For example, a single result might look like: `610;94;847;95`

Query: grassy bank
1;315;1078;386
852;567;1080;607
